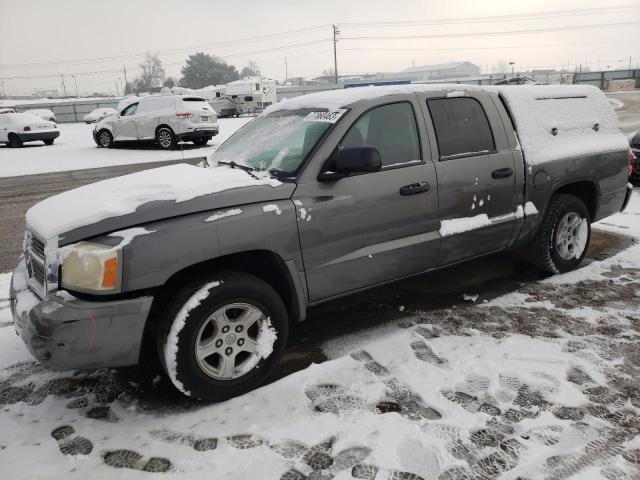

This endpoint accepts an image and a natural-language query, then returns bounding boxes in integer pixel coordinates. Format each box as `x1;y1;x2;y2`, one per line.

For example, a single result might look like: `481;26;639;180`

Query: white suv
93;95;219;149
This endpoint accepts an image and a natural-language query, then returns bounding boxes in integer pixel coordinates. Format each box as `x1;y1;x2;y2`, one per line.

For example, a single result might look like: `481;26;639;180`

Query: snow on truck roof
265;83;628;165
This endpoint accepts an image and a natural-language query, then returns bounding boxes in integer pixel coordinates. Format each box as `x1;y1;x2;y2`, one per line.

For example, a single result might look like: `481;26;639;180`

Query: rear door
294;96;440;302
113;102;139;141
421;92;517;265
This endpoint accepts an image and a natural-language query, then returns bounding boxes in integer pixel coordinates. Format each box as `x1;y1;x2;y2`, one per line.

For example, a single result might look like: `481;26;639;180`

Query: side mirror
335;146;382;174
319;146;382;181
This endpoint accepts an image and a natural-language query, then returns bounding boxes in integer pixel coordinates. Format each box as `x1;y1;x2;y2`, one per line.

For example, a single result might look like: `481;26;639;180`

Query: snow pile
256;317;278;359
205;209;242;222
497;85;628;165
26;164;281;239
164;281;221;396
439;214;490;237
262;204;282;216
523;201;539;216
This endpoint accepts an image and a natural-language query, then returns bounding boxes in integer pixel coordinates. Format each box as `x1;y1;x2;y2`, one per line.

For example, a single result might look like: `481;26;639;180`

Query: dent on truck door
294;101;440;303
426;96;517;265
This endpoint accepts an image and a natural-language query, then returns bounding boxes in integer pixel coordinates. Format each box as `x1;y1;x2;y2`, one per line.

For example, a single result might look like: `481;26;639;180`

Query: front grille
25;230;48;298
31;235;45;259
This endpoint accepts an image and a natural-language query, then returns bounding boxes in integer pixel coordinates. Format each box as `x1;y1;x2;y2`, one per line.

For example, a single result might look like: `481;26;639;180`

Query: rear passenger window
340;102;421;167
427;98;495;159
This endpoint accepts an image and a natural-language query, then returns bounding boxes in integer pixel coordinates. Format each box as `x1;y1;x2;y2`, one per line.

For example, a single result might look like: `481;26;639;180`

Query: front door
113;102;139;141
294;100;440;303
423;94;517;265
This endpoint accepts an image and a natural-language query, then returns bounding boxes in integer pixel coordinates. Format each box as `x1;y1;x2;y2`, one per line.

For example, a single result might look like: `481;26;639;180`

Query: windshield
210;108;336;175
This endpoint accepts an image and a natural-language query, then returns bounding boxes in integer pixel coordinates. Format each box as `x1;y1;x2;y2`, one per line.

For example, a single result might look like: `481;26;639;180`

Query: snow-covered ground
0;117;251;178
0;191;639;479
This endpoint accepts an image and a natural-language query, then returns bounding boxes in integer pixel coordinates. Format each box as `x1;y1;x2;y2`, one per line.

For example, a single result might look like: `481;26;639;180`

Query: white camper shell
225;77;277;114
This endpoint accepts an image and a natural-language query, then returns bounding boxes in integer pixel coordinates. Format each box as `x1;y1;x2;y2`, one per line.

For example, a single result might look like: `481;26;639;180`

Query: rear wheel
156;126;176;150
8;133;22;148
159;271;288;402
529;194;591;274
192;138;209;146
43;139;55;145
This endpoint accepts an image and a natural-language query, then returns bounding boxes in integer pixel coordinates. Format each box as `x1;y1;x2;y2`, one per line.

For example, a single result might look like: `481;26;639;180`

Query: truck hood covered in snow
26;163;290;244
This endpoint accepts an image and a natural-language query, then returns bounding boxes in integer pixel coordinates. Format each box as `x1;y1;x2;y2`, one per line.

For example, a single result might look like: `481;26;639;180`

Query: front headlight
61;242;121;294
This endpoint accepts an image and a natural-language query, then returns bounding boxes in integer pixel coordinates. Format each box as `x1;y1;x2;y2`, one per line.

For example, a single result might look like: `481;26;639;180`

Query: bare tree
240;60;261;77
135;52;166;92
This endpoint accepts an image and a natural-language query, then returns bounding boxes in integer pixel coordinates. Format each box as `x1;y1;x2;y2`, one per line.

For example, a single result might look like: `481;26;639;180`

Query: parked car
11;84;631;401
83;107;117;124
0;112;59;147
24;108;56;122
93;95;218;149
0;107;17;114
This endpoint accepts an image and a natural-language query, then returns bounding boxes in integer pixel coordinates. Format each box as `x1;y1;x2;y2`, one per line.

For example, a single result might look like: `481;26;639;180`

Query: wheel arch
138;249;304;366
551;180;599;221
155;124;175;136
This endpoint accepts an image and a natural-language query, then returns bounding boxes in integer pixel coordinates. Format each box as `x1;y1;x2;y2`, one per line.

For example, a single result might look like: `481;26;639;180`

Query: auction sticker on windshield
304;109;347;123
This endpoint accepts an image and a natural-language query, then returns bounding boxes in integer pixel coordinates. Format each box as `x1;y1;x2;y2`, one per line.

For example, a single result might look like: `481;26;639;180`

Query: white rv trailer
224;77;277;114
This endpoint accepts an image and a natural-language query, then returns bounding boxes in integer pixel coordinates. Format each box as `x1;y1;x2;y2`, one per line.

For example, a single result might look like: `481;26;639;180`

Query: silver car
93;95;219;149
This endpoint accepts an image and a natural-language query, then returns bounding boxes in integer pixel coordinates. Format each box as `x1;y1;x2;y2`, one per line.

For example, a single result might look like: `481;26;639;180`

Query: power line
340;4;638;27
0;25;331;69
340;39;631;54
341;20;640;42
2;4;636;70
0;39;332;80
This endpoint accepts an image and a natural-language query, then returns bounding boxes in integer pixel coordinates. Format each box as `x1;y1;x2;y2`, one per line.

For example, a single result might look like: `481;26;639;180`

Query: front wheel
156;126;176;150
43;139;55;145
97;129;113;148
8;133;23;148
529;194;591;274
159;271;289;401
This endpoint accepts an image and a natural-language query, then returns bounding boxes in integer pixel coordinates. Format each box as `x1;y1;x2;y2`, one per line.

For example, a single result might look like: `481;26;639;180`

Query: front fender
98;200;303;293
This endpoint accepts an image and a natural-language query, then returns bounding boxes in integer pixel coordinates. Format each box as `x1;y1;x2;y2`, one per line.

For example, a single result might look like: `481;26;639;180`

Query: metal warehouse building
395;61;481;81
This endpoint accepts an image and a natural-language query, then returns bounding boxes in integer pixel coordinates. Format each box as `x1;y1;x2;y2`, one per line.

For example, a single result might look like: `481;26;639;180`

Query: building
394;62;480;81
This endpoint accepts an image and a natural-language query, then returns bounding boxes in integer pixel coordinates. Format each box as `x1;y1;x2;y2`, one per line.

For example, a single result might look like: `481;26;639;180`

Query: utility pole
630;56;632;73
332;24;340;85
509;61;515;76
71;74;78;97
123;65;129;94
60;74;67;97
284;57;288;82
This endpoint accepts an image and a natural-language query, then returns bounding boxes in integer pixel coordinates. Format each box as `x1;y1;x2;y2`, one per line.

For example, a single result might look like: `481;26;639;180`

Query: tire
159;271;289;401
529;194;591;274
156;126;176;150
43;139;54;145
97;129;113;148
49;118;55;122
192;138;209;146
8;133;22;148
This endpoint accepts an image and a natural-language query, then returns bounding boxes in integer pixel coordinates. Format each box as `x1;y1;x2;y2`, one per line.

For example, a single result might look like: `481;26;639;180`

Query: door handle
399;182;429;196
492;168;513;179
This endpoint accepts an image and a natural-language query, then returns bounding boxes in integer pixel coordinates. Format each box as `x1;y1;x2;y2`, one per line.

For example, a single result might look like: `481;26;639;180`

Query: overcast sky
1;0;639;96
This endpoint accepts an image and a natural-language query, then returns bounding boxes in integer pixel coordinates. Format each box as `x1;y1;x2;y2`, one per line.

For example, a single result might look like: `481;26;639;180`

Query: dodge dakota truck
10;84;633;401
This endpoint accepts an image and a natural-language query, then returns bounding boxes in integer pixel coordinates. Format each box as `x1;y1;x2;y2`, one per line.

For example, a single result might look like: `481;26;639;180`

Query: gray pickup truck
10;84;632;401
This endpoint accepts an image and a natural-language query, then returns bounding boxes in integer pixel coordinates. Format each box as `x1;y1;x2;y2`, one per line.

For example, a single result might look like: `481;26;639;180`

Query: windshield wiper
217;160;259;179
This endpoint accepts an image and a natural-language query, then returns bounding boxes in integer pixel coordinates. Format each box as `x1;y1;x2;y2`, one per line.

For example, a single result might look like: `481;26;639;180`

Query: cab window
427;97;495;159
340;102;421;167
120;103;138;116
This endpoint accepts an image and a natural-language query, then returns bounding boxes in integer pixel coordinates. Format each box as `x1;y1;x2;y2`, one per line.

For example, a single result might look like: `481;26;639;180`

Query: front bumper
9;256;153;370
17;130;60;142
